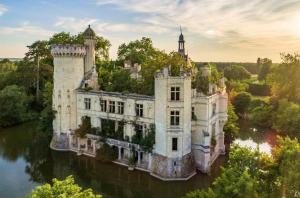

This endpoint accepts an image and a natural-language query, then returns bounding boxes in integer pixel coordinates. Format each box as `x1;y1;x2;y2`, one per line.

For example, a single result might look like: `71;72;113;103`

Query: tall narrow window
134;124;143;140
135;104;143;117
135;124;143;134
100;99;107;112
171;86;180;101
117;102;124;114
212;103;216;116
212;123;216;136
192;106;197;120
172;138;178;151
170;111;180;126
109;101;115;113
84;98;91;110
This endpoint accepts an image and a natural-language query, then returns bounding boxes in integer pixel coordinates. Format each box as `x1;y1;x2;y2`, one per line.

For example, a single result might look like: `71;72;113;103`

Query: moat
0;121;277;198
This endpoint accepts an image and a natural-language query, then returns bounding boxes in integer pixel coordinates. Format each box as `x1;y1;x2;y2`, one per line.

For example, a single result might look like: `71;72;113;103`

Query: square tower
150;67;195;180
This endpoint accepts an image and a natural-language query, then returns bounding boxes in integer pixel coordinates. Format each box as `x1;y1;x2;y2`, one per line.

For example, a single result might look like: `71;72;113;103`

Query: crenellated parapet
155;66;191;79
51;44;86;57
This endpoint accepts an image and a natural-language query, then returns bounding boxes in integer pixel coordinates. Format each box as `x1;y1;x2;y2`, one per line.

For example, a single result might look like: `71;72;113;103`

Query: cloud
0;4;7;16
95;0;300;50
54;17;170;34
0;23;54;37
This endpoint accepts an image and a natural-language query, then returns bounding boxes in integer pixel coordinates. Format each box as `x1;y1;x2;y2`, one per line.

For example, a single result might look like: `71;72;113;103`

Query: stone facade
151;152;195;180
50;26;228;181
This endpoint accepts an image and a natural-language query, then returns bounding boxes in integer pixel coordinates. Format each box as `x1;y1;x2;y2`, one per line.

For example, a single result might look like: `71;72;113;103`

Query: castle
50;26;228;181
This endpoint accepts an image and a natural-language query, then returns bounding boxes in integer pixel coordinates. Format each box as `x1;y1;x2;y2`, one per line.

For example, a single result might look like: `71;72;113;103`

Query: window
109;101;115;113
212;103;216;116
135;104;143;117
100;99;107;112
212;123;216;136
192;106;196;120
172;138;178;151
170;111;180;126
135;124;143;134
84;98;91;110
117;102;124;114
171;86;180;101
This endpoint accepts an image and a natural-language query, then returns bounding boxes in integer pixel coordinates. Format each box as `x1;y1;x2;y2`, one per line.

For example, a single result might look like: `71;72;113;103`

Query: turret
51;44;86;134
83;25;96;74
178;27;185;58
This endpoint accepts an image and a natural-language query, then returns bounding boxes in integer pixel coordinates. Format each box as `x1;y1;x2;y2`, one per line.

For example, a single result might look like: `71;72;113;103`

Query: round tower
51;44;86;135
83;25;96;73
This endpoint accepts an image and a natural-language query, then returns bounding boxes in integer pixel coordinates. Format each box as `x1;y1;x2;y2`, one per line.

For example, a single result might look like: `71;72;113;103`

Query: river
0;121;277;198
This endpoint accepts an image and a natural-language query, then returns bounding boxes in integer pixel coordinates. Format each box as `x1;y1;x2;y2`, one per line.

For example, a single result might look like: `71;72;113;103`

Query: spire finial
88;24;91;28
180;25;182;34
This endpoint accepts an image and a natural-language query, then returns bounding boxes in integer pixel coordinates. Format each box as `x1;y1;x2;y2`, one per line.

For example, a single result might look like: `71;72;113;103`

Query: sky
1;0;300;62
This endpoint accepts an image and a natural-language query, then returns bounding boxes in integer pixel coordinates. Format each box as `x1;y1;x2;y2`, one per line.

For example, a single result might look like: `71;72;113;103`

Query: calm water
0;121;278;198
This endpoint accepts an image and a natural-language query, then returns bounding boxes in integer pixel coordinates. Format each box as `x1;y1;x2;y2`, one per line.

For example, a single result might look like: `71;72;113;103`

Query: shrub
232;92;252;116
75;116;91;138
27;175;101;198
95;143;118;162
247;83;270;96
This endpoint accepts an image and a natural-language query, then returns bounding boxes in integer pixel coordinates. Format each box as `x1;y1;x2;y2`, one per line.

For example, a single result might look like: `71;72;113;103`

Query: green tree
212;168;259;198
267;53;300;103
258;58;272;81
273;137;300;197
185;188;216;198
232;92;252;116
223;103;239;144
166;51;188;76
25;40;52;66
39;82;54;135
193;64;221;95
186;137;300;198
226;80;249;94
224;65;251;81
117;37;157;64
27;175;101;198
273;99;300;137
249;101;272;128
0;85;33;127
109;69;135;93
48;32;75;45
75;116;91;138
186;146;263;198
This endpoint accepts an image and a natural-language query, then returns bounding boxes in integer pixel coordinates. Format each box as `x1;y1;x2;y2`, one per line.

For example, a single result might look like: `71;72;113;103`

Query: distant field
0;58;22;62
195;62;259;74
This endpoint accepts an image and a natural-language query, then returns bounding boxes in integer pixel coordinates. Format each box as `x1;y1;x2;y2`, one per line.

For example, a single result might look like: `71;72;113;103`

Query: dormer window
171;86;180;101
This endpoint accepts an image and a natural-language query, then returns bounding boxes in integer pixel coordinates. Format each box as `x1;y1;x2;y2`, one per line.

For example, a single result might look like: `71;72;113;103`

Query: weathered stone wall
52;45;85;134
150;152;195;179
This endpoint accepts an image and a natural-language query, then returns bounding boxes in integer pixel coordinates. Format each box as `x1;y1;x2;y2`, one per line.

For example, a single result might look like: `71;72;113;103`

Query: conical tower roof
83;25;96;39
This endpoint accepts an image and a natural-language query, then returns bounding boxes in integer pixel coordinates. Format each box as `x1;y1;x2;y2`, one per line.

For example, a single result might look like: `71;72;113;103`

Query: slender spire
178;26;185;56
